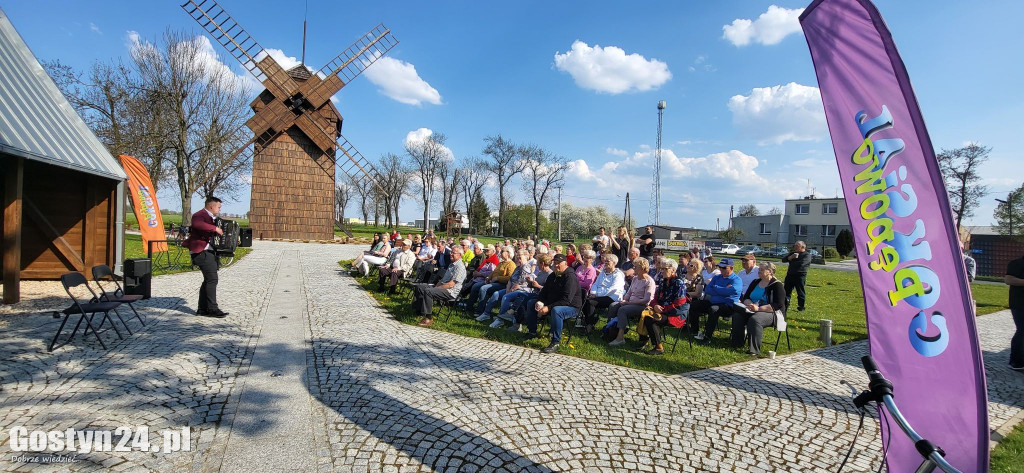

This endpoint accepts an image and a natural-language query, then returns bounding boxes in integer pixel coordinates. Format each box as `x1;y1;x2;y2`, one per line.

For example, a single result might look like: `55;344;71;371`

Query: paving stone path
1;241;1022;472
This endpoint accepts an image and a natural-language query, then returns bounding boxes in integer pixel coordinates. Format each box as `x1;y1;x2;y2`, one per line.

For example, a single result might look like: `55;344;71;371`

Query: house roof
0;8;126;181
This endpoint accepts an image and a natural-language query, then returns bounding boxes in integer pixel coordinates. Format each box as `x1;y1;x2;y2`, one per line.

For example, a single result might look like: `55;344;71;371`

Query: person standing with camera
783;241;812;312
184;196;228;318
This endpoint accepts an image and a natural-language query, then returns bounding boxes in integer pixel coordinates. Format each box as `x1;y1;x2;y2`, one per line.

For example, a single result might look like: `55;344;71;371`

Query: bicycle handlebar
859;355;962;473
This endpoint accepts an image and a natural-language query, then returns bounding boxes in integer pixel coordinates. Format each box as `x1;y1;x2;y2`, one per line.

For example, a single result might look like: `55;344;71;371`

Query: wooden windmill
181;0;396;240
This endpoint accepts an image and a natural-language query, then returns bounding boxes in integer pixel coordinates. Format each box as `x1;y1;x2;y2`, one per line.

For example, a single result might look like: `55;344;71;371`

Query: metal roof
0;8;126;181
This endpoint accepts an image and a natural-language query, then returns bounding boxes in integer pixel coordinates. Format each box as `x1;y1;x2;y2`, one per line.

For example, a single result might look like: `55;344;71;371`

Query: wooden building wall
3;158;119;280
248;127;336;240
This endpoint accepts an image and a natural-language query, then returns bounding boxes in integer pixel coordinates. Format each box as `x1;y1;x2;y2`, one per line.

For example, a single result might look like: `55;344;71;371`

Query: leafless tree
44;59;172;191
437;156;462;227
335;180;353;234
376;152;412;229
737;204;760;217
767;207;782;215
937;142;990;230
406;132;449;231
458;158;490;235
130;29;251;226
521;147;569;236
482;134;527;236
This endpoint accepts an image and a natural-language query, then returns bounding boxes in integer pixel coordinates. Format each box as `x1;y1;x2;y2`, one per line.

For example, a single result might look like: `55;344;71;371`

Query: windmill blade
180;0;298;98
303;24;398;106
335;136;386;196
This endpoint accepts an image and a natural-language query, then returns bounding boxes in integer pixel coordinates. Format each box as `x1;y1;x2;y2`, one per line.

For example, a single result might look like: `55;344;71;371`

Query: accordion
212;218;240;254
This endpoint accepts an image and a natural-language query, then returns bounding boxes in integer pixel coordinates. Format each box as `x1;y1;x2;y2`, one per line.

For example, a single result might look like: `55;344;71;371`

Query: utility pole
556;185;562;241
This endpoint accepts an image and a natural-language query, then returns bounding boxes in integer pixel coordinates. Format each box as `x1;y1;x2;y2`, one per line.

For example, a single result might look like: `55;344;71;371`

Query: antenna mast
649;100;666;225
301;0;308;66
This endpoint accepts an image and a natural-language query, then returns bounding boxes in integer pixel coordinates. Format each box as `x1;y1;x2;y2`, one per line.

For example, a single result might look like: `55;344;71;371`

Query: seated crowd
351;226;794;357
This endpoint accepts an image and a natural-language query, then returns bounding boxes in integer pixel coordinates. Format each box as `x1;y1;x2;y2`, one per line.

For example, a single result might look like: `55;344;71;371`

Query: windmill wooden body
181;0;396;240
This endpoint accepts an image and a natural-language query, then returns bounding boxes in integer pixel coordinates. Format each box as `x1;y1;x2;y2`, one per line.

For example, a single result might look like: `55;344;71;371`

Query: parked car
738;245;761;256
721;244;740;255
757;246;788;258
806;248;826;264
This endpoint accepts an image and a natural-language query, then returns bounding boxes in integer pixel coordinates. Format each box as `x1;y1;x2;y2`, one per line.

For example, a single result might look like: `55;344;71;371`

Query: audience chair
50;272;125;351
668;317;693;353
91;265;146;327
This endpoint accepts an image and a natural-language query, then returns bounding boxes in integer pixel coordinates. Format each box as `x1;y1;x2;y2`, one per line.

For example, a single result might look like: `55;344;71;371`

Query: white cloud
89;23;102;35
723;5;803;47
404;128;454;160
728;82;827;145
364;57;442;106
605;147;628;157
553;40;671;94
126;30;257;94
263;48;300;70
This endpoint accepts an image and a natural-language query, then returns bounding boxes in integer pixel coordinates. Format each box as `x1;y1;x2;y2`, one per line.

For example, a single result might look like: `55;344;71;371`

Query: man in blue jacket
695;257;743;345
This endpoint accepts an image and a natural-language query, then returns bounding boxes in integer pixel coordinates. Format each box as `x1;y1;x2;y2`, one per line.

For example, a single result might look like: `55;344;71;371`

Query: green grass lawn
993;422;1024;472
124;233;251;276
340;258;1010;376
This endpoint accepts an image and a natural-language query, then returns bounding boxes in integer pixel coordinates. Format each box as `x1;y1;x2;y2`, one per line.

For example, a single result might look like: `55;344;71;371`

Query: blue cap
718;258;733;268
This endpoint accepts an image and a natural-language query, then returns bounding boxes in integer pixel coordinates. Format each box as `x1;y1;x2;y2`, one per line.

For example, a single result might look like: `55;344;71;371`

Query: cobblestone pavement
1;241;1022;472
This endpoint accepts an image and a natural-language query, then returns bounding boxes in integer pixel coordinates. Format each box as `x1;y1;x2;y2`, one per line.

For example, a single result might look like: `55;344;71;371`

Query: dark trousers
732;311;775;354
582;296;615;324
378;267;405;290
784;272;807;310
643;316;670;347
415;261;435;283
688;299;734;339
1011;306;1024;368
191;250;219;312
412;284;454;316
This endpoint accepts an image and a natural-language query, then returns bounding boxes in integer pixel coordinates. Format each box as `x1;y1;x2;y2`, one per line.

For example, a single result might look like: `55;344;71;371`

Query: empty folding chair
51;272;124;351
92;265;146;327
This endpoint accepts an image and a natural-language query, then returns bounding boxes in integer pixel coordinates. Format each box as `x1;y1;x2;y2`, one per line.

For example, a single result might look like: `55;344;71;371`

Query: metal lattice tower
649;100;666;225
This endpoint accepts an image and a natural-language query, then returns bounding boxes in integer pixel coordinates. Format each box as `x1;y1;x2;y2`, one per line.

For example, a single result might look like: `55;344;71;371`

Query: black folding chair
668;318;693;353
50;273;124;351
91;265;146;327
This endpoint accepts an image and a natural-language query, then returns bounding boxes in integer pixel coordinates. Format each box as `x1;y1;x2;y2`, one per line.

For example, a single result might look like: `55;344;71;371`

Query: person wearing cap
532;253;582;354
377;239;416;293
413;246;466;327
737;253;760;293
692;257;743;345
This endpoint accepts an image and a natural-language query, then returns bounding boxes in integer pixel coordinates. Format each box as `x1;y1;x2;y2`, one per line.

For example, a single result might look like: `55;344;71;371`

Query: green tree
502;204;545;238
468;188;491;235
718;227;744;244
835;228;855;257
994;183;1024;239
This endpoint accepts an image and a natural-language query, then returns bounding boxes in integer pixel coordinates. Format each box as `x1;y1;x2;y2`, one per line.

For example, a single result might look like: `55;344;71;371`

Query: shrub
824;247;840;259
836;229;854;257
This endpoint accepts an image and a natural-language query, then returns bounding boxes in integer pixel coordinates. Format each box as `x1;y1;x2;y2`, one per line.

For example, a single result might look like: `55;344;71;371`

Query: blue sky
5;0;1022;230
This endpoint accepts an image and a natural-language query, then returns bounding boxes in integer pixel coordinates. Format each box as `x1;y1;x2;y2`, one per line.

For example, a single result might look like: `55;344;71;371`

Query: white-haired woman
732;261;786;356
642;258;687;355
575;249;599;297
582;253;625;331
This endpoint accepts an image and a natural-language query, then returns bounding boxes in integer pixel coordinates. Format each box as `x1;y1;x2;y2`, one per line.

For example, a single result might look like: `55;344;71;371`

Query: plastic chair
91;265;146;327
50;273;125;351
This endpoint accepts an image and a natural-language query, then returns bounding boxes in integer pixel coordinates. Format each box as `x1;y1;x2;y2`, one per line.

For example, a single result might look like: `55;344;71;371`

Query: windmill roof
0;8;126;181
286;64;313;81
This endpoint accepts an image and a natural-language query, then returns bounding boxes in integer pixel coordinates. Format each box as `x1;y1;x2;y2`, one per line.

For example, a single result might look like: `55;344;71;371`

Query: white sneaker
475;313;491;322
506;323;522;332
489;319;504;328
695;331;706;340
496;310;515;322
609;339;626;346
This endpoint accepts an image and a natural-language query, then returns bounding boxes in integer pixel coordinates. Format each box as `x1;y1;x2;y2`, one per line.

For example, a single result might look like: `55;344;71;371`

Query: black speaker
239;227;253;247
123;258;152;299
